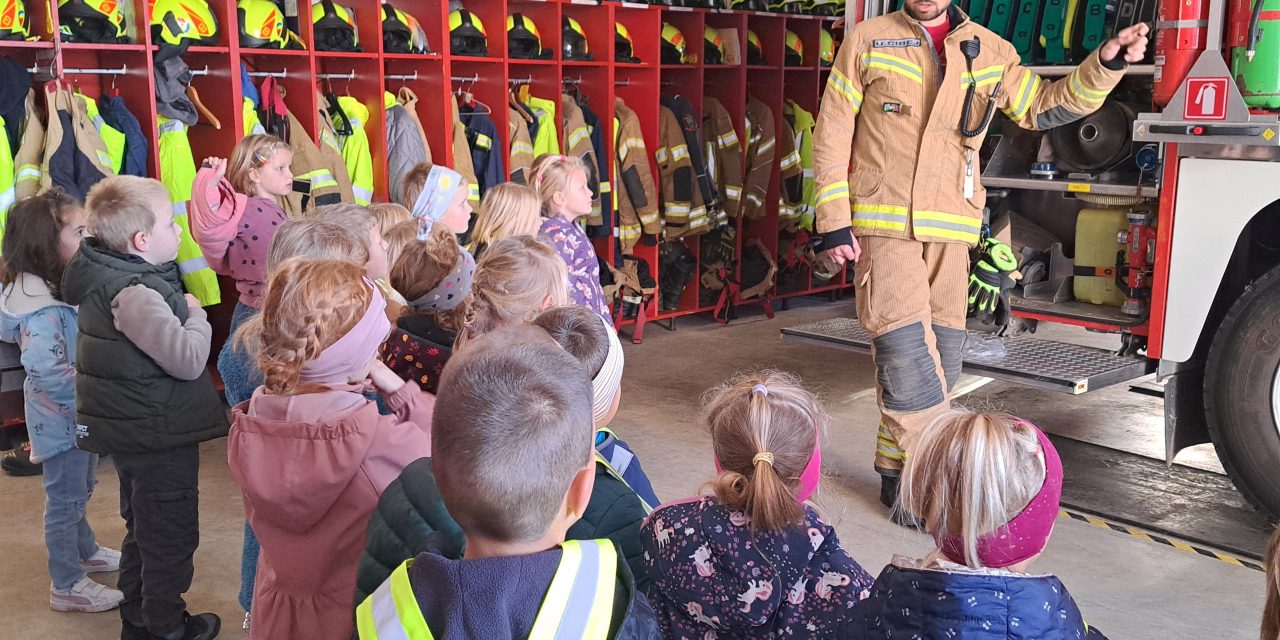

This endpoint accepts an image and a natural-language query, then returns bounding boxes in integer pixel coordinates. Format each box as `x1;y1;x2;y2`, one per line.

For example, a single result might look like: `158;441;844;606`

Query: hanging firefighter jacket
284;109;346;215
315;92;356;204
384;90;431;205
783;99;816;232
656;104;705;238
661;95;718;233
98;94;147;178
42;81;111;202
460;101;504;198
14;90;44;202
0;114;13;218
777;116;805;234
332;95;374;205
523;93;560;157
702;97;742;223
77;93;125;175
579;101;613;237
241;65;265;136
560;95;600;225
614;97;660;252
157;115;221;306
508;107;533;185
743;96;776;221
449;94;480;205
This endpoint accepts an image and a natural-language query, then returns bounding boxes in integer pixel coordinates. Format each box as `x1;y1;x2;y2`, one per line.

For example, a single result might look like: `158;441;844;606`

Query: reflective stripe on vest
357;540;618;640
16;164;40;184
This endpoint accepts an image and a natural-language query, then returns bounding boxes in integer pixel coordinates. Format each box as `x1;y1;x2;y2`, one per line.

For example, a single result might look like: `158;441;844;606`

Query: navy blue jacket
98;95;147;177
846;563;1108;639
580;103;614;238
459;105;505;198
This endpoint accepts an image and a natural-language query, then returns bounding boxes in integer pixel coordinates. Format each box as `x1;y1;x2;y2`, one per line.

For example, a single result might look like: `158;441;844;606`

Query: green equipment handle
987;0;1015;38
1075;0;1108;57
1039;0;1069;63
968;0;991;28
1011;0;1043;63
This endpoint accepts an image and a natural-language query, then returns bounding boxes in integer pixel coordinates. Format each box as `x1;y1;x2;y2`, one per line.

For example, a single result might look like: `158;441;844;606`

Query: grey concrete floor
0;299;1265;639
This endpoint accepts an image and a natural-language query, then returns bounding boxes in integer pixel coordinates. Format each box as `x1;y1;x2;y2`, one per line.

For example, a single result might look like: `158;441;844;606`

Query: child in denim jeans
0;189;122;612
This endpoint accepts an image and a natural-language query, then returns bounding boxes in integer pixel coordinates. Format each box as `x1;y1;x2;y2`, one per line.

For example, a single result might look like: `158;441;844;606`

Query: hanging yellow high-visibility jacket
777;117;805;233
332;95;374;205
243;97;265;136
524;94;560;157
157;116;221;306
78;93;125;175
784;99;817;232
0;115;14;222
14;90;44;203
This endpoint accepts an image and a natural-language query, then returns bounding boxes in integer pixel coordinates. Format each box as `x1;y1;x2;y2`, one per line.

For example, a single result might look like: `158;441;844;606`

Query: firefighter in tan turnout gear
812;0;1149;522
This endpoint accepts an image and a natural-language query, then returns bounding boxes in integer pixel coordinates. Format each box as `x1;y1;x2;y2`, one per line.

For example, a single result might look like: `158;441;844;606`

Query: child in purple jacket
534;155;611;324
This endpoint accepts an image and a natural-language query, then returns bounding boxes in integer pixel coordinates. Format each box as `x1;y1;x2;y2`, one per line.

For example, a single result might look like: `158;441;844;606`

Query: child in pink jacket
228;257;433;640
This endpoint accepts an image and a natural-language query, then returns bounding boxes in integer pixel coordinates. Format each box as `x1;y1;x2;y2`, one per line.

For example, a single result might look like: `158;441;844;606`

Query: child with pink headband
640;371;874;637
847;411;1108;638
228;258;433;640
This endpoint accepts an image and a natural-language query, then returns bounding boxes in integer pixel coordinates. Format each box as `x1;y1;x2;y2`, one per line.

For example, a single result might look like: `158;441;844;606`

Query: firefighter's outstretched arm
813;37;867;265
998;23;1149;131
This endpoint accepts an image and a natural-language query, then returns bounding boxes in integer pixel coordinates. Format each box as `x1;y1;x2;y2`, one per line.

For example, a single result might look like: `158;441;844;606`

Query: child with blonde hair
444;235;568;347
190;134;292;408
641;371;873;637
468;182;541;260
381;225;475;393
0;190;123;612
848;411;1107;638
534;155;611;323
229;258;433;640
367;202;413;236
311;203;405;317
382;220;417;273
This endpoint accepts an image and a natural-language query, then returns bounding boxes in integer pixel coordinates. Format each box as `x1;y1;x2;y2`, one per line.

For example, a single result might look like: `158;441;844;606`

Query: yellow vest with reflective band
78;93;125;175
356;539;619;640
594;427;654;514
243;98;266;137
0;115;14;244
336;96;374;206
157;116;221;307
784;100;817;232
524;95;561;158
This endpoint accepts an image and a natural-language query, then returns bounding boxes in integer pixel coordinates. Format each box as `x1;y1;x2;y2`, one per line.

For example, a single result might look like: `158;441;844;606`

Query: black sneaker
123;612;221;640
2;442;42;476
879;471;924;529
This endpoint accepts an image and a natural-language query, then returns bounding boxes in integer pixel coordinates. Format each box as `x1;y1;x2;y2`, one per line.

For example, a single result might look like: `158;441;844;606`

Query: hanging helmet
506;13;548;60
238;0;287;49
0;0;30;40
615;21;638;63
150;0;218;46
784;29;804;66
661;22;687;64
703;25;724;65
449;8;487;56
746;29;766;65
732;0;770;11
819;28;834;66
312;1;361;51
562;16;591;61
59;0;126;42
383;3;429;54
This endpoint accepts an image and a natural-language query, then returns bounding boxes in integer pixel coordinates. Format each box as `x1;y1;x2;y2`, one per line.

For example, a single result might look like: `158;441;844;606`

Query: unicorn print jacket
640;495;874;638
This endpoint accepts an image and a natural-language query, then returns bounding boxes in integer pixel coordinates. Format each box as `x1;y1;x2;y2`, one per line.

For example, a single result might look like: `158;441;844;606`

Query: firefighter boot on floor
879;469;924;529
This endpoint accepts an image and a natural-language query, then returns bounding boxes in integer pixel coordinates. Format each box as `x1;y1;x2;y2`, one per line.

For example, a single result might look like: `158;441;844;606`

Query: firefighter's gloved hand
968;239;1018;325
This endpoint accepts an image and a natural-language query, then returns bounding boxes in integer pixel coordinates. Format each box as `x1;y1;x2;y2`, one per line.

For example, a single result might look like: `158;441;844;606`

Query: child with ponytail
640;371;873;637
847;411;1108;638
534;155;611;323
228;258;433;640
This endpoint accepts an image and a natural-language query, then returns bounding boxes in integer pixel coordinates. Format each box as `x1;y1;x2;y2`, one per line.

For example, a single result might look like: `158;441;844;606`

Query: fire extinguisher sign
1184;77;1230;121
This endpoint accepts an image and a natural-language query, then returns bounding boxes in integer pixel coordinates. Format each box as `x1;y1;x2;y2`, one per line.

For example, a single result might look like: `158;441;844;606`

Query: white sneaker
50;576;124;612
81;546;121;573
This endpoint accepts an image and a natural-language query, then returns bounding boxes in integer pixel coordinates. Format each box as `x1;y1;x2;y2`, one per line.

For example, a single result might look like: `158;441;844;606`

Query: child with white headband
640;371;873;637
401;162;473;237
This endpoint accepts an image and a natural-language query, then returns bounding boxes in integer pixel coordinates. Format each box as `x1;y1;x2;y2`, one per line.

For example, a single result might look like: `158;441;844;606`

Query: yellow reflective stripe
355;560;434;640
512;141;534;155
389;562;432;639
582;542;617;638
96;150;113;168
1069;68;1109;103
157;119;187;134
352;185;374;206
756;138;775;155
16;164;40;182
961;64;1004;88
476;134;493;150
468;182;480;202
638;211;660;225
913;225;979;242
0;188;14;213
671;144;690;161
913;211;981;242
568;127;590;148
655;147;669;163
1005;71;1041;119
718;131;740;148
780;151;801;170
618;224;642;240
599;180;611;194
529;541;583;640
862;52;924;83
724;185;742;200
827;68;865;108
851;203;909;231
816;181;849;206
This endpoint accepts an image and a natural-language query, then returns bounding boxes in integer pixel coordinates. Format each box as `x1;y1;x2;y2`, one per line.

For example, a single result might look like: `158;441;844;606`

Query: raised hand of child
368;360;406;396
202;157;227;179
184;294;200;309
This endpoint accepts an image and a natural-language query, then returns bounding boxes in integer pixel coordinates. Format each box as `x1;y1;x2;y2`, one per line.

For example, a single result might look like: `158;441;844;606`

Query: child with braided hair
228;258;432;640
640;371;873;637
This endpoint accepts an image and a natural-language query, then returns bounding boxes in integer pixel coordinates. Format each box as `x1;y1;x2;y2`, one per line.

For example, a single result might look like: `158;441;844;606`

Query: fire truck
783;0;1280;518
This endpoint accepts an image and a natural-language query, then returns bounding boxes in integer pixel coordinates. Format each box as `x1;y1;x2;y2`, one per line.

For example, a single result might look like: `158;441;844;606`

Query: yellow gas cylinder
1073;199;1151;306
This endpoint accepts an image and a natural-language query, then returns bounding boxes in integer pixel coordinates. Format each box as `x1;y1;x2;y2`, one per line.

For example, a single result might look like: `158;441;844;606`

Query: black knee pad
872;322;945;412
932;324;965;393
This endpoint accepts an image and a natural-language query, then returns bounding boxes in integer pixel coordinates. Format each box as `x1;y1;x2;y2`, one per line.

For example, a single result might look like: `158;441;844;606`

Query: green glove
968;239;1018;325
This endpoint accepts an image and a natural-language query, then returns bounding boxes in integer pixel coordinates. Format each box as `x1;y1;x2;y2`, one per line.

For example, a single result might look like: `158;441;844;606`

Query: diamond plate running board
781;317;1155;394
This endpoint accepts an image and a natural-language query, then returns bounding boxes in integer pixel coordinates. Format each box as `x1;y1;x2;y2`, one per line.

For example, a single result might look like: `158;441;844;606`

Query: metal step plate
781;317;1155;394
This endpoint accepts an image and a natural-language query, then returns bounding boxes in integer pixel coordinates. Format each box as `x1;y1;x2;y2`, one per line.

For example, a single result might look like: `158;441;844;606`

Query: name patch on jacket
872;38;921;48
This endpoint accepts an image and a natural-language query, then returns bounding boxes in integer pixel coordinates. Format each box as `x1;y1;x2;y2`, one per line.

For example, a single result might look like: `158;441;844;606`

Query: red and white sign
1184;77;1229;121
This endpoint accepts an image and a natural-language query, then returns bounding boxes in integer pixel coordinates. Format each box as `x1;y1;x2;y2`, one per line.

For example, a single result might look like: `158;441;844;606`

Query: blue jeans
42;447;99;590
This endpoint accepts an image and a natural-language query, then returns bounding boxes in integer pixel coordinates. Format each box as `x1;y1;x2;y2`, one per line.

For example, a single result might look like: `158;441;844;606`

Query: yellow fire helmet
59;0;127;43
746;28;766;65
784;29;804;66
562;15;591;61
0;0;30;40
312;0;361;51
449;8;487;56
704;25;725;65
383;3;428;54
820;28;835;67
615;21;639;63
150;0;219;46
661;22;687;64
506;12;547;59
238;0;288;49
